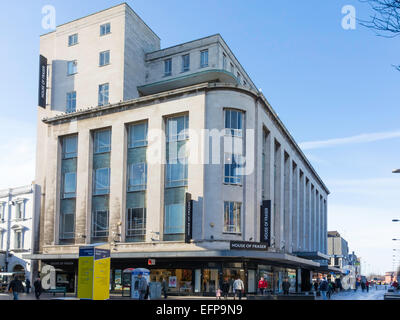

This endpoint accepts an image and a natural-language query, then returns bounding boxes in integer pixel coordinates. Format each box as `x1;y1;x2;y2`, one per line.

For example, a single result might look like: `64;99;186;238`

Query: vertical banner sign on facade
260;200;271;246
38;55;47;108
77;246;110;300
185;192;193;243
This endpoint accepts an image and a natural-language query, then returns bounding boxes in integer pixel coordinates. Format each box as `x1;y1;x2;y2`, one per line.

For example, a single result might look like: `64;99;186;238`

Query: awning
24;250;320;268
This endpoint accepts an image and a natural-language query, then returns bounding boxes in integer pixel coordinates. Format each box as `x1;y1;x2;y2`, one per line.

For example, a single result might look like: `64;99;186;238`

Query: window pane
94;168;110;195
67;61;77;75
128;163;147;191
98;83;109;106
127;208;146;239
164;203;185;234
94;130;111;153
63;136;78;159
167;115;188;142
164;59;172;76
67;92;76;113
201;50;208;67
63;172;76;198
129;122;148;148
92;210;109;237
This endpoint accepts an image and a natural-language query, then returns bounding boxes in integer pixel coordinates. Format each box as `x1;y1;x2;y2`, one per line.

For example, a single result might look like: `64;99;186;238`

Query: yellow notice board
77;246;110;300
93;257;111;300
77;255;94;299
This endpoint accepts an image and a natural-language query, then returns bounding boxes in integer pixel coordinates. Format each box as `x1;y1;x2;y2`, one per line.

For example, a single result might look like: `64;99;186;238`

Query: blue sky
1;0;399;275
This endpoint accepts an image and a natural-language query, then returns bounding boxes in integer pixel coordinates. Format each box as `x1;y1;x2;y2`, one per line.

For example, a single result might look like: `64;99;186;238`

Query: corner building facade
30;3;330;295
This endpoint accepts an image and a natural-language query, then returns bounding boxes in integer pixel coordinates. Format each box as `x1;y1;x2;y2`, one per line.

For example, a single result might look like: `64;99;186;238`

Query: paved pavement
0;286;394;301
329;286;386;300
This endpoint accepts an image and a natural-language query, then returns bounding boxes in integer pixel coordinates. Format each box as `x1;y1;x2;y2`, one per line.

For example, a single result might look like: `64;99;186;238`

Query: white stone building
28;3;333;295
0;184;40;282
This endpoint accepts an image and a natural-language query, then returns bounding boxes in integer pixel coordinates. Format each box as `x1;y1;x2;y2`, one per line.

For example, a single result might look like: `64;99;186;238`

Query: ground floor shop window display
150;269;193;294
222;268;245;293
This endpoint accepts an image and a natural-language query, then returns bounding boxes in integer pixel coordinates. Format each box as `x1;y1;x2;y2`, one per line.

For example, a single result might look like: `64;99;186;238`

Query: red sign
148;259;155;266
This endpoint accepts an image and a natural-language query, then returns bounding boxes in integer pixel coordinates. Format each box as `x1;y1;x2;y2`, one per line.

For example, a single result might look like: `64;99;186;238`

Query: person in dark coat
8;276;23;300
282;278;291;295
160;277;168;299
33;276;43;300
25;278;31;294
222;279;230;299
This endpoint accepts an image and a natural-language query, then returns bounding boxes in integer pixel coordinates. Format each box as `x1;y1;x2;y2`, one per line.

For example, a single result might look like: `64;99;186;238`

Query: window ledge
99;63;111;68
222;232;242;236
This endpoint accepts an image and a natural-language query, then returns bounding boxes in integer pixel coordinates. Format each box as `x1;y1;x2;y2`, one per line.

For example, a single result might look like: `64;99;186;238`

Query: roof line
40;2;160;40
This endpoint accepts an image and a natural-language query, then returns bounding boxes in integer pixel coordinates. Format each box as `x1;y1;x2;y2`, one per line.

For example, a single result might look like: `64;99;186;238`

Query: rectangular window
66;91;76;113
15;203;22;220
92;210;109;238
200;49;209;68
60;211;75;239
225;109;243;137
68;34;78;46
0;203;4;221
182;54;190;72
14;231;22;249
63;172;76;198
128;122;148;148
126;208;146;240
67;61;77;75
164;114;189;241
94;129;111;154
62;135;78;159
93;168;110;195
98;83;109;106
223;53;227;70
99;50;110;66
164;202;185;235
167;114;189;142
128;163;147;192
230;63;234;74
224;153;243;185
100;23;111;36
164;58;172;76
224;202;241;233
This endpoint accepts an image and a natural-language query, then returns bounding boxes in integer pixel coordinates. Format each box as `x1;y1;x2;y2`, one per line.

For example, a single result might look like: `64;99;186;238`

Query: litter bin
149;282;162;300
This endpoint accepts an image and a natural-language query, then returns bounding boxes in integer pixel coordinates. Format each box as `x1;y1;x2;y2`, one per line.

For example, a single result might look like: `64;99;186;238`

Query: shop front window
222;268;245;293
202;269;219;294
149;269;193;294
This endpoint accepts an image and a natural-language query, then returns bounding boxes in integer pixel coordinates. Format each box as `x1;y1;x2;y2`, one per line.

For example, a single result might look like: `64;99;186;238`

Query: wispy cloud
300;130;400;150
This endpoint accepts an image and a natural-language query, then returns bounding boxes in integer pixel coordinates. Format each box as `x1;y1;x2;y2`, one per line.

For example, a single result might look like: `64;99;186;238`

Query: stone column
44;132;59;246
291;163;299;252
108;123;126;244
75;129;90;245
283;153;292;252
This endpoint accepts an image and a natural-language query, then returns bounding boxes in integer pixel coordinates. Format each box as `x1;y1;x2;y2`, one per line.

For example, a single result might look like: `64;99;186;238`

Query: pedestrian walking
25;278;31;294
160;277;168;299
366;280;370;293
327;279;333;299
222;279;230;299
355;279;360;292
319;277;328;300
313;280;319;296
33;276;43;300
282;278;291;295
8;276;23;300
361;280;366;292
233;276;244;300
137;273;148;300
216;288;222;300
258;277;268;295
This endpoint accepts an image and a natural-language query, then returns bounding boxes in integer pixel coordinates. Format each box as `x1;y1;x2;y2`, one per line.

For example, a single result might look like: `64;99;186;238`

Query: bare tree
360;0;400;70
